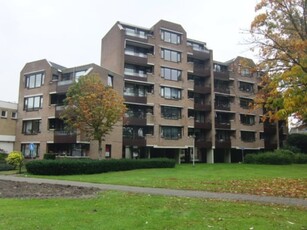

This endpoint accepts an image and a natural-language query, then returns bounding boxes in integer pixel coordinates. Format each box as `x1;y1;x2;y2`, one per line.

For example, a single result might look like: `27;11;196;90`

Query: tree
250;0;307;123
61;74;126;159
6;151;24;174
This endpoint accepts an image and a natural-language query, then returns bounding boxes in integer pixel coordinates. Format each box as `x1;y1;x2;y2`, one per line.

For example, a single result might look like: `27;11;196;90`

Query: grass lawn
0;191;306;230
27;164;307;198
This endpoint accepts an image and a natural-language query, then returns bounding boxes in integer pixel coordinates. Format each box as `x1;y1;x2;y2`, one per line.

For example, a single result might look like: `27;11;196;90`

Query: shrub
293;153;307;164
0;152;8;162
43;153;56;160
287;133;307;153
25;158;176;175
244;151;292;165
5;151;24;173
0;163;15;171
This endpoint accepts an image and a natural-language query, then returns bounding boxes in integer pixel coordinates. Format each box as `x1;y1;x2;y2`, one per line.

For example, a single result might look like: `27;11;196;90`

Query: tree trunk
98;138;103;160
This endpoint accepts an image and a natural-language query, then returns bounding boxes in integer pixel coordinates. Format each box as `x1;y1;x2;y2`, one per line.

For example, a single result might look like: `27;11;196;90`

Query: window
195;111;205;123
24;96;43;111
124;83;152;97
161;30;181;44
11;112;17;119
1;110;7;118
74;70;86;82
216;130;231;142
52;74;59;81
160;86;181;100
123;126;153;139
241;68;251;77
105;144;111;158
239;82;254;93
240;98;253;109
124;64;152;77
108;75;113;87
161;49;181;62
25;72;45;89
161;106;181;120
241;131;256;142
125;27;148;38
22;119;41;135
161;126;182;140
160;67;182;81
240;114;255;125
125;105;151;118
21;143;39;158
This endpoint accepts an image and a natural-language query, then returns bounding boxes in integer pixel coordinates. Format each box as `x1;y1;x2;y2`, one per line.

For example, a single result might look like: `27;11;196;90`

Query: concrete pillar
224;149;231;163
207;148;214;163
125;146;131;159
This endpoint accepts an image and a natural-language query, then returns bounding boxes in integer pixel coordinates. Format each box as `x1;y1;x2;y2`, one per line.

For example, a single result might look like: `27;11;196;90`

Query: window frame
25;72;45;89
161;48;181;63
24;96;43;111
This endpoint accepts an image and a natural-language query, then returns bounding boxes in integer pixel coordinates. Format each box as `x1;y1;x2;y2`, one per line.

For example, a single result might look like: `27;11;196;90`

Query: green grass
27;164;307;191
0;191;306;230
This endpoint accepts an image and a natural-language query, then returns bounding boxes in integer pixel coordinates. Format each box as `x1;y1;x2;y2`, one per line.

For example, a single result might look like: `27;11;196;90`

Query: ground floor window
21;143;39;158
105;144;111;158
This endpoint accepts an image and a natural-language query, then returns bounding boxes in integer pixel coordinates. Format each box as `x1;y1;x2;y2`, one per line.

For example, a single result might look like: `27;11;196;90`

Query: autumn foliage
61;74;126;159
250;0;307;123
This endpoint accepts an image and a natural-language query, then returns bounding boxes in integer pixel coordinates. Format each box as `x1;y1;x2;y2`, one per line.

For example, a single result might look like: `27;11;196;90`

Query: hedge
43;153;56;160
25;158;176;175
244;149;307;165
0;163;15;171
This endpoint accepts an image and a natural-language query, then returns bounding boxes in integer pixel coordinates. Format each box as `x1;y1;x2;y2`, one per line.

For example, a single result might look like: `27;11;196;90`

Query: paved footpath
0;175;306;208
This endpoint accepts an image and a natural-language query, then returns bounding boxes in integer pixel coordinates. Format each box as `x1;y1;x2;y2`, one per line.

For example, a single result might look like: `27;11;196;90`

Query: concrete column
125;146;131;159
207;148;214;163
224;149;231;163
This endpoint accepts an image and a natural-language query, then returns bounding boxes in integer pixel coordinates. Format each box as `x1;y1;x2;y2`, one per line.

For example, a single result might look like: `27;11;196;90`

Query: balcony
195;138;212;148
192;49;210;60
123;137;146;147
215;103;230;111
54;131;77;143
214;71;229;80
194;65;210;77
194;103;211;111
215;140;231;148
215;122;231;129
194;85;211;94
214;87;230;94
124;95;147;104
195;121;211;129
123;117;146;126
125;53;148;66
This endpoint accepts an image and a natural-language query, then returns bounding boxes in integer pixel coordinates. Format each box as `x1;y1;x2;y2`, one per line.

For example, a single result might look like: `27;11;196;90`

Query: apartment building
16;20;284;162
100;20;285;163
0;100;17;153
15;60;123;159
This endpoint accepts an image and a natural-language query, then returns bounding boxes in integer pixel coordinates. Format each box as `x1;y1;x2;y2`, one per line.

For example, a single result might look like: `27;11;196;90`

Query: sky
0;0;258;103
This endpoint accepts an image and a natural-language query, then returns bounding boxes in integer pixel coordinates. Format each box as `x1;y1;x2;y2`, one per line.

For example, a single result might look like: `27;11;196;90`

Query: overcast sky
0;0;258;102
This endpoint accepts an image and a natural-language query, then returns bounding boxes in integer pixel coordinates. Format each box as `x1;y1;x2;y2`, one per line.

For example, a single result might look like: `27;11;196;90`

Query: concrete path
0;175;306;208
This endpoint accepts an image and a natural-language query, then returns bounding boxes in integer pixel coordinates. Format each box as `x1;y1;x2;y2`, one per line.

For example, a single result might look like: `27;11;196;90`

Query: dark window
240;98;253;109
216;130;231;141
161;126;182;140
124;83;153;97
105;144;111;158
241;131;256;142
161;106;181;120
21;143;39;158
239;82;254;93
11;112;17;119
240;114;255;125
22;120;41;135
24;96;43;111
1;110;7;118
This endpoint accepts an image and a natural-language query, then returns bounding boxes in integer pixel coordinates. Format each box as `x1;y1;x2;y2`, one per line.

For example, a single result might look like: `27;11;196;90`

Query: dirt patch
0;180;101;198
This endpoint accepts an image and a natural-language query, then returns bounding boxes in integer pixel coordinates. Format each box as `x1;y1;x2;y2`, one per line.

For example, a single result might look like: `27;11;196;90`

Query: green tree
250;0;307;123
6;151;24;174
61;74;126;159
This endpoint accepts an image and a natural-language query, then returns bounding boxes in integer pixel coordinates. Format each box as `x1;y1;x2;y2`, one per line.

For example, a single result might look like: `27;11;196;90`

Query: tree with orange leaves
61;74;126;159
250;0;307;123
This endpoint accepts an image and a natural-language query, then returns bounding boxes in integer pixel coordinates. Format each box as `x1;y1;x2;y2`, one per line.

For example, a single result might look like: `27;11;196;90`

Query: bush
0;152;8;162
43;153;56;160
245;151;293;165
287;133;307;153
293;153;307;164
5;151;24;173
25;158;176;175
0;163;15;171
